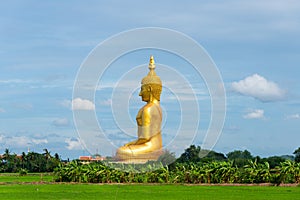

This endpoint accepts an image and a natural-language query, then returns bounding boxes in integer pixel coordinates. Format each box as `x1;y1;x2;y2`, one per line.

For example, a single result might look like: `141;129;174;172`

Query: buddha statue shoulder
116;56;163;162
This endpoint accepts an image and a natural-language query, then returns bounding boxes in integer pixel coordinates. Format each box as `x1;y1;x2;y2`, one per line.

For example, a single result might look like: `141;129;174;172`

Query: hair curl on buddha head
141;56;162;100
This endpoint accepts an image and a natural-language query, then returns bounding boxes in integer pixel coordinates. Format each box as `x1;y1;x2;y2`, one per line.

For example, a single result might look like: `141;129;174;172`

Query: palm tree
293;147;300;163
21;152;27;169
3;148;10;161
54;153;60;160
43;149;52;160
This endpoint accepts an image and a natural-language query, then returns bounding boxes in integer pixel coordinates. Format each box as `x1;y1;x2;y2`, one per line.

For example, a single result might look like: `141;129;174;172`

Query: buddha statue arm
124;106;151;146
138;106;152;140
138;104;162;139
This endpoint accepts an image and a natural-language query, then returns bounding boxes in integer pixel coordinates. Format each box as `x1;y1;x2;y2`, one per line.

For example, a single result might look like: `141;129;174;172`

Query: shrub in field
54;160;300;184
19;168;28;176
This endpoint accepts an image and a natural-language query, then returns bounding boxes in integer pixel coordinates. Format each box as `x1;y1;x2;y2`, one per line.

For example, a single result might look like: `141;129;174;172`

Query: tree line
1;145;300;185
0;148;60;173
53;145;300;184
54;159;300;184
175;145;300;168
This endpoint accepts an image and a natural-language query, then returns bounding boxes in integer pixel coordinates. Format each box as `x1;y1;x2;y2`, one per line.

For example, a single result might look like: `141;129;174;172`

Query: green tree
6;153;21;172
43;149;52;160
201;150;227;162
260;156;286;168
1;149;22;172
279;160;298;183
215;161;238;183
3;148;11;161
293;147;300;163
157;150;176;167
227;150;253;168
227;150;253;160
26;152;48;172
176;145;201;163
21;152;27;169
54;153;60;160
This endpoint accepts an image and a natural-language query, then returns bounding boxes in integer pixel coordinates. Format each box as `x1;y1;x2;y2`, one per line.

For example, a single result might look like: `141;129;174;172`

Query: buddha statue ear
147;85;153;92
148;85;153;102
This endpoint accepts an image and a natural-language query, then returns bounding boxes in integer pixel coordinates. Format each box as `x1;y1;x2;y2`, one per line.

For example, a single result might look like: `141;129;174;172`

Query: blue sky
0;0;300;159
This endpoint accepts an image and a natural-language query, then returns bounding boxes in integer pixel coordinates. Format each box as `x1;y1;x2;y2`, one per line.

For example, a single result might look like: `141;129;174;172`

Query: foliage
0;149;60;173
227;150;254;168
3;146;300;185
157;150;176;166
19;168;28;176
260;156;286;168
227;150;253;160
294;147;300;163
176;145;226;163
201;150;227;162
176;145;201;163
52;145;300;184
54;159;300;184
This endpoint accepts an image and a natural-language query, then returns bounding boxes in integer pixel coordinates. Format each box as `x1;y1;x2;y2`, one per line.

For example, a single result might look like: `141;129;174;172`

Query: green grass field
0;184;300;200
0;174;299;200
0;173;54;183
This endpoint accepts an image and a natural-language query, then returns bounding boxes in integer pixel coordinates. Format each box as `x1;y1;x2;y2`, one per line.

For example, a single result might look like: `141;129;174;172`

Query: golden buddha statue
116;55;163;162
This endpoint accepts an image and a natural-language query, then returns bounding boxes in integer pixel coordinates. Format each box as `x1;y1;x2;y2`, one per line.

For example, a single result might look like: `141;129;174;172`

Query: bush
19;168;28;176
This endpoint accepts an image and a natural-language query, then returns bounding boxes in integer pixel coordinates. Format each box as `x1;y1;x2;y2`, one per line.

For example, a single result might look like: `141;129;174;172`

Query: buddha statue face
139;84;162;102
139;85;151;102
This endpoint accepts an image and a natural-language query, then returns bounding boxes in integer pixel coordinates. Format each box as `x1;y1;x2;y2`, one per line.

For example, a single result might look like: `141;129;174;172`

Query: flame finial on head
149;55;155;70
141;55;162;86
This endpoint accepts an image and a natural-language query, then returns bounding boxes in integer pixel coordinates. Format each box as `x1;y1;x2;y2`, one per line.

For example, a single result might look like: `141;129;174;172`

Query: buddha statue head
139;56;162;102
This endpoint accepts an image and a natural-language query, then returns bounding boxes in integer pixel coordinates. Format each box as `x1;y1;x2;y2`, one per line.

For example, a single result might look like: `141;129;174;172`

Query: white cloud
61;99;95;110
3;136;30;147
61;98;95;110
243;109;265;119
285;114;300;120
65;138;83;150
0;135;48;148
61;100;71;109
14;103;33;110
0;108;5;113
0;79;37;84
32;138;48;144
5;136;31;147
99;99;112;106
52;118;70;127
232;74;285;102
71;98;95;110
